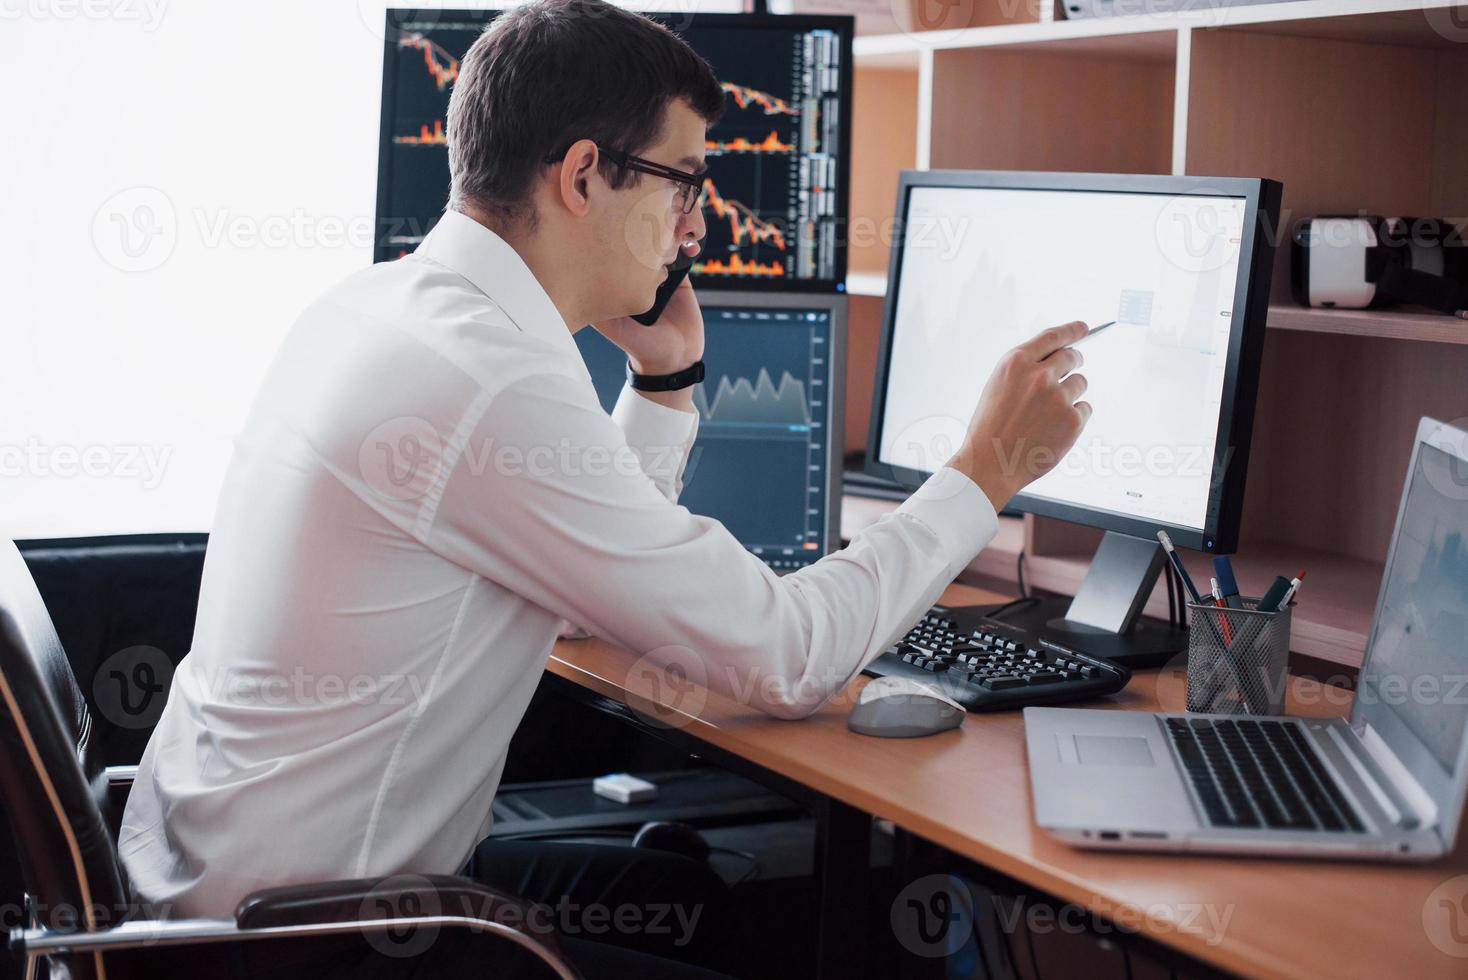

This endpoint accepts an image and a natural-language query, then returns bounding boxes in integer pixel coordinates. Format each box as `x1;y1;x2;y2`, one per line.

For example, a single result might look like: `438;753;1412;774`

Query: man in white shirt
118;1;1090;976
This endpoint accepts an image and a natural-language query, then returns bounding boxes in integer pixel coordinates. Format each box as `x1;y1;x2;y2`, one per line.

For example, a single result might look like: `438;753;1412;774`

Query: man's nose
678;195;706;249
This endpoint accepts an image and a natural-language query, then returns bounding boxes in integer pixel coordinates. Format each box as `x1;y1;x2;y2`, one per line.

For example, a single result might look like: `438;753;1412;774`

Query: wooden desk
547;582;1468;980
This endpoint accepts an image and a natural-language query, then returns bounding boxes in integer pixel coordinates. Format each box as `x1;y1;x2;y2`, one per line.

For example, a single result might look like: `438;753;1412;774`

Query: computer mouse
847;676;965;738
632;820;711;861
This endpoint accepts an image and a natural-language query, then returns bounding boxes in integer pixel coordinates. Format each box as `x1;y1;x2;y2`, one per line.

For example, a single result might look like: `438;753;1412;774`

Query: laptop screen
1360;441;1468;778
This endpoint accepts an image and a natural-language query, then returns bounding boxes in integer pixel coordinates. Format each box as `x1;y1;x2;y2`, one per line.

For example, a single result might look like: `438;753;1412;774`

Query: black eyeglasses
543;145;705;214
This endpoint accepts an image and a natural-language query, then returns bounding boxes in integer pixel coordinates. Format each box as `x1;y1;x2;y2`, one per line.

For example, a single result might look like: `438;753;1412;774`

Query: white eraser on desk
593;773;658;804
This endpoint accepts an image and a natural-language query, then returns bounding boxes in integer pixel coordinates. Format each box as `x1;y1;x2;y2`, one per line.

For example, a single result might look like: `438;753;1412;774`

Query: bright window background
0;0;739;540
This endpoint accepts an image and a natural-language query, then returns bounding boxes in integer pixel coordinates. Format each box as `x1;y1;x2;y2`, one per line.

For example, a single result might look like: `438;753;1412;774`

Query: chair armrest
14;877;582;980
237;874;577;977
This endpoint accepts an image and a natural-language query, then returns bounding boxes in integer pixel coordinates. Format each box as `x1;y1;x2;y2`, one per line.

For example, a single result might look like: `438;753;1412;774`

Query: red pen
1210;577;1234;645
1280;569;1306;607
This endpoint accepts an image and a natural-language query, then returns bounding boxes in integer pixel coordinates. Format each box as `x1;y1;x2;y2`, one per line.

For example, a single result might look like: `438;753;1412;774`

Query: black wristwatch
627;359;705;392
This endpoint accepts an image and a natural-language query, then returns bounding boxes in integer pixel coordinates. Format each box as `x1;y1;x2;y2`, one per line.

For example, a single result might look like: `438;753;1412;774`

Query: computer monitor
866;170;1281;663
576;291;845;570
375;10;853;291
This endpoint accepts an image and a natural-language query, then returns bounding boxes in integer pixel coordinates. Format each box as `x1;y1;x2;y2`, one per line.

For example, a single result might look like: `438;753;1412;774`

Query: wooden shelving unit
840;0;1468;669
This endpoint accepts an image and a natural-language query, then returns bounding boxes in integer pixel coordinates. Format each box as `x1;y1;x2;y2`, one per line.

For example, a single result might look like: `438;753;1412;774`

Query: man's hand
948;320;1093;510
592;262;703;412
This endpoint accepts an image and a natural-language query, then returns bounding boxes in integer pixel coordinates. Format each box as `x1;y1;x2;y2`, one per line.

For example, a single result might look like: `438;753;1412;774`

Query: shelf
851;0;1465;61
1266;305;1468;345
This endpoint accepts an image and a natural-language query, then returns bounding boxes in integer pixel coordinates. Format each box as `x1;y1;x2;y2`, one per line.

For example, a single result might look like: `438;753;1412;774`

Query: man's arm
423;369;997;719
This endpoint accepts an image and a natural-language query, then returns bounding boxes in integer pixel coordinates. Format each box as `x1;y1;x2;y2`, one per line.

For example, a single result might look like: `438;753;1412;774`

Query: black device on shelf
374;10;853;293
864;170;1282;666
862;605;1132;711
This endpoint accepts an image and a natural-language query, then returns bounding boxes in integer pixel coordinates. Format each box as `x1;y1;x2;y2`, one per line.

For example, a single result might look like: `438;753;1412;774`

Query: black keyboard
862;605;1131;712
1165;716;1365;832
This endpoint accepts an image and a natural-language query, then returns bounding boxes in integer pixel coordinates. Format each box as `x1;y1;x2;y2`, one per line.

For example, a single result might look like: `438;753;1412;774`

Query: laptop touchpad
1071;734;1156;767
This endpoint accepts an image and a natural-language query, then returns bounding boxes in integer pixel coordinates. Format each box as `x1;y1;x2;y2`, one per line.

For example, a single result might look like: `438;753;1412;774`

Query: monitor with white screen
866;170;1281;663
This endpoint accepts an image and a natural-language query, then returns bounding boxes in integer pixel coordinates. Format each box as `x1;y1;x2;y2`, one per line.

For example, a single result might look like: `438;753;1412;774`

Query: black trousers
107;840;735;979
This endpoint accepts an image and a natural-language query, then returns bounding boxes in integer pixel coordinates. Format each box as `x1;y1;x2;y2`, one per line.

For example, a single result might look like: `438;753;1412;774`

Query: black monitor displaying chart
375;10;852;291
576;292;845;570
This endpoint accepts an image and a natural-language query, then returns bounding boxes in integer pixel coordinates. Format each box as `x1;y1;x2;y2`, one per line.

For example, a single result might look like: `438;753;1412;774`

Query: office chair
0;539;581;980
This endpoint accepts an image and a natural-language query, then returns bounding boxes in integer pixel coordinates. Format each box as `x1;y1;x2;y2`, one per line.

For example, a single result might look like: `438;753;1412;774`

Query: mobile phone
632;237;702;326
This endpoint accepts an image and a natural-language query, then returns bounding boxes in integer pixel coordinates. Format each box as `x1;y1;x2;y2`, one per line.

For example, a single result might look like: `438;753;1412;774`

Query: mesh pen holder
1184;598;1293;716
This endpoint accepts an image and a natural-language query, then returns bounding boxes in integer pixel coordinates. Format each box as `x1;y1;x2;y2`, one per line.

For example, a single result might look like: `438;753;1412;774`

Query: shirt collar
415;210;590;381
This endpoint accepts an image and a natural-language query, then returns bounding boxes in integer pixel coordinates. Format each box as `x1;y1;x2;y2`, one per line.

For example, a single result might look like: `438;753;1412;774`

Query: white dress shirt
119;210;998;918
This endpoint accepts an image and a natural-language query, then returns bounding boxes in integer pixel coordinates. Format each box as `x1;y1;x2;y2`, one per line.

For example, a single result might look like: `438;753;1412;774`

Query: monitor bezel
373;10;855;294
864;169;1281;554
689;289;846;569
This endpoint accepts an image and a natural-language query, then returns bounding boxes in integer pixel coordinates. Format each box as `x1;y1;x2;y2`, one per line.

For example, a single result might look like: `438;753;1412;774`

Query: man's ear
555;138;598;218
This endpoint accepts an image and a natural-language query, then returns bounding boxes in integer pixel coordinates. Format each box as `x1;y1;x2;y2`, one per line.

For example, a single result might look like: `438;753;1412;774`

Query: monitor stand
960;530;1188;668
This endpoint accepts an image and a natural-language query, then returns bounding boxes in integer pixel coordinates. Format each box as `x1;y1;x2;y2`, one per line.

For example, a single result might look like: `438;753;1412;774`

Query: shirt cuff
894;467;1000;578
611;383;699;495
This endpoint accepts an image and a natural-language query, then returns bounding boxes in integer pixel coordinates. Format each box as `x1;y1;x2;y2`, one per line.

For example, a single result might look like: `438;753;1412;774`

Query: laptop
1024;416;1468;860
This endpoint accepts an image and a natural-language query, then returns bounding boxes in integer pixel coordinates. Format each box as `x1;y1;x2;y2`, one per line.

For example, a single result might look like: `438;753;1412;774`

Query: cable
1016;550;1029;599
983;595;1040;623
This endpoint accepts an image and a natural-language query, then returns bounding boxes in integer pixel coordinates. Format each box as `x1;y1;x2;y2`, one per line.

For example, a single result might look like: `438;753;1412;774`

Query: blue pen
1212;556;1243;608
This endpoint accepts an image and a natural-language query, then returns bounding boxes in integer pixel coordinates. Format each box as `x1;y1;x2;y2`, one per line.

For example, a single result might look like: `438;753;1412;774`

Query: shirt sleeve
609;383;698;503
421;371;997;719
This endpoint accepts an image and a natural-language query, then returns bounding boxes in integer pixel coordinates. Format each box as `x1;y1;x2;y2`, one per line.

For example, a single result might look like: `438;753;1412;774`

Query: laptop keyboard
1165;717;1365;832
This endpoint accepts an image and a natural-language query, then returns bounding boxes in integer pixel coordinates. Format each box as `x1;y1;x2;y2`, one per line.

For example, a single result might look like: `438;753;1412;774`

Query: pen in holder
1184;598;1293;716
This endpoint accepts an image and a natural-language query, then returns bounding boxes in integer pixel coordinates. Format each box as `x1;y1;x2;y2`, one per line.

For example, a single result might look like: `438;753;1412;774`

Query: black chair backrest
0;540;128;934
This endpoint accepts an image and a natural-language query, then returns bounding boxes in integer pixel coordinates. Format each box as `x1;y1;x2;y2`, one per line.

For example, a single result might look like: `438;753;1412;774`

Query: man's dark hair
446;0;724;226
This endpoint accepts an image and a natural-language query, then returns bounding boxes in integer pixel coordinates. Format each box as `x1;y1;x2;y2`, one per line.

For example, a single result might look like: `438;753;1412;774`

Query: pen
1212;556;1242;608
1279;569;1306;607
1157;531;1203;604
1210;577;1235;645
1074;320;1117;344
